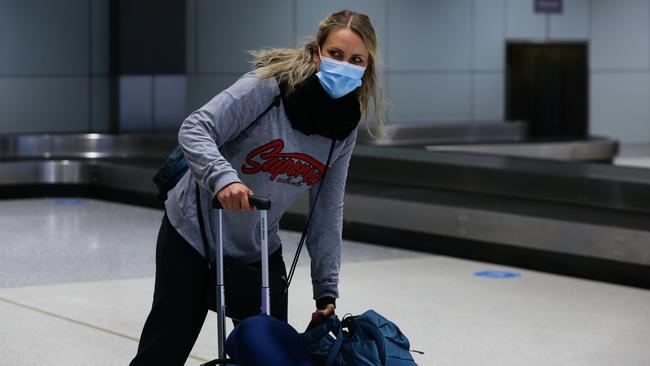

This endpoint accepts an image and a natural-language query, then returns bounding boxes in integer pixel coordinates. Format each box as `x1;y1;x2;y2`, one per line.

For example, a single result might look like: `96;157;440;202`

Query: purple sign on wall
535;0;563;14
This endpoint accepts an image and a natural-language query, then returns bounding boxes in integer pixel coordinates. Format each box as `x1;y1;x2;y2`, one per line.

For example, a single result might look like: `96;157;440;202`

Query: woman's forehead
323;28;369;56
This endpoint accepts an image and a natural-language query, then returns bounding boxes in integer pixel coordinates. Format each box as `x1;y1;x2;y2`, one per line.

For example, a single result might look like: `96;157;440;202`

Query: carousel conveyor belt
1;134;648;288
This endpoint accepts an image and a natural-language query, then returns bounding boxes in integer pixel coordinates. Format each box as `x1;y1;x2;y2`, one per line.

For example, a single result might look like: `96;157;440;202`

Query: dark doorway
506;43;588;140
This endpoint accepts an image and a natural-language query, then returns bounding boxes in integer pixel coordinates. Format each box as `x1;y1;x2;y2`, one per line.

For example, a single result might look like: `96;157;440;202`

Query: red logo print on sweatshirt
241;139;325;187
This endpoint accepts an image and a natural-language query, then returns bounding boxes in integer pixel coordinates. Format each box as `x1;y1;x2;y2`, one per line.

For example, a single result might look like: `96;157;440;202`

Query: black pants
130;214;288;366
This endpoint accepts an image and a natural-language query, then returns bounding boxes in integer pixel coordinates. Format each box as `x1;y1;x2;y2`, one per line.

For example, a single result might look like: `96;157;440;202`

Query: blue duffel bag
302;310;421;366
225;310;421;366
225;314;313;366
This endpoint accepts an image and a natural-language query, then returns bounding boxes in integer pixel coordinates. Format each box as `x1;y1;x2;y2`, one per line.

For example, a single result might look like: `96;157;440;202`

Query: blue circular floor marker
54;199;87;206
474;270;521;279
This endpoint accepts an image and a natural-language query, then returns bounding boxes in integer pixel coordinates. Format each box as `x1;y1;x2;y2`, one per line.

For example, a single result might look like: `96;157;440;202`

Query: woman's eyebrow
327;46;367;59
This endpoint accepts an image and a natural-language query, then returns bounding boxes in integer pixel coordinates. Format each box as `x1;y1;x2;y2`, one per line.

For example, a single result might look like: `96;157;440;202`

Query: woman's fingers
216;183;255;211
310;304;336;325
228;191;239;210
239;188;251;211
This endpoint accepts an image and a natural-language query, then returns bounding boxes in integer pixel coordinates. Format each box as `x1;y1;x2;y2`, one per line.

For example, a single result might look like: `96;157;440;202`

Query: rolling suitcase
200;194;273;366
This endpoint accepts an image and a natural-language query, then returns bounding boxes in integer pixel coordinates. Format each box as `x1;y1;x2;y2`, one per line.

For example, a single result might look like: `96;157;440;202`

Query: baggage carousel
1;131;647;288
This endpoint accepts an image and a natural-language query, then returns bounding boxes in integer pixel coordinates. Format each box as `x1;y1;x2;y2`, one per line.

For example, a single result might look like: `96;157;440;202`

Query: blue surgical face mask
316;47;366;99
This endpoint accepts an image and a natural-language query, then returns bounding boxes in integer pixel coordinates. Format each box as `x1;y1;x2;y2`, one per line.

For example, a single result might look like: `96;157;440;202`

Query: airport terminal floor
1;197;649;366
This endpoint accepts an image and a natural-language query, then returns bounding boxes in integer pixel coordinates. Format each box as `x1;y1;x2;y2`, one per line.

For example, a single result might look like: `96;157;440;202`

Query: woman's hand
310;303;336;325
216;183;255;211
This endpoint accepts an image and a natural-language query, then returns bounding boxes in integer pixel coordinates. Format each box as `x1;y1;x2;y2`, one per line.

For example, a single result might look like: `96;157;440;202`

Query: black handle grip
211;195;272;210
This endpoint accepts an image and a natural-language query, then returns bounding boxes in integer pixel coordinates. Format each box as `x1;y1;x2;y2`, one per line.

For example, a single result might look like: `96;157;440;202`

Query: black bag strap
240;95;281;136
196;183;212;268
195;94;281;268
286;138;337;290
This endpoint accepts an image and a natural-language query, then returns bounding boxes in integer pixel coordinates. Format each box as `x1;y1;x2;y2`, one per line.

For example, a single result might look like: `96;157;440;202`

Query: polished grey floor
0;198;422;287
1;198;649;365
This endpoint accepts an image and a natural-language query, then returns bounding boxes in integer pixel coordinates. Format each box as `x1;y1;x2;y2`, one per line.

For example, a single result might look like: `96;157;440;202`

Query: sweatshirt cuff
316;297;336;310
211;171;242;196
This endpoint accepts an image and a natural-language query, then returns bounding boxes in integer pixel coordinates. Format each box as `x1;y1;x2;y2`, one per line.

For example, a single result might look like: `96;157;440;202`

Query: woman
131;9;383;365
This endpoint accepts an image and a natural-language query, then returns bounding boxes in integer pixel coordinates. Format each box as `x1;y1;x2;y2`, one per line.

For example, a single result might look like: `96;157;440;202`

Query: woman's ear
312;49;321;70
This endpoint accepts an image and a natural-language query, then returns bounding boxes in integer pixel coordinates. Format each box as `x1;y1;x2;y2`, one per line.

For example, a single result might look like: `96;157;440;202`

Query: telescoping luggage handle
212;195;271;210
203;195;272;366
211;196;272;316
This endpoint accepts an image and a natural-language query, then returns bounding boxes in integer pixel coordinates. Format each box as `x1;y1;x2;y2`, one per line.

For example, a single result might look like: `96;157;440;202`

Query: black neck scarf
279;73;361;141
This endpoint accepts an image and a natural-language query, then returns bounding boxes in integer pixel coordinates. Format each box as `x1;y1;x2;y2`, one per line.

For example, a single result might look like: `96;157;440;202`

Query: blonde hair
250;10;384;136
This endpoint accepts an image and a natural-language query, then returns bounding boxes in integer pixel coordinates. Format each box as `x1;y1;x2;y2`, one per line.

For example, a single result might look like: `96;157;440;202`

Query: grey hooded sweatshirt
164;69;357;301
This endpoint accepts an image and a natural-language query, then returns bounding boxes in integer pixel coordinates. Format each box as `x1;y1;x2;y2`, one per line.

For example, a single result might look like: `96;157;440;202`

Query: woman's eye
328;50;342;59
